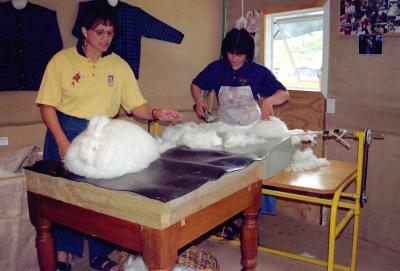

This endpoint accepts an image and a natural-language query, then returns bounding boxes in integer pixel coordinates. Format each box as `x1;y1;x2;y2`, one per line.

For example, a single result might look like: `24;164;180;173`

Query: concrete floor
71;214;400;271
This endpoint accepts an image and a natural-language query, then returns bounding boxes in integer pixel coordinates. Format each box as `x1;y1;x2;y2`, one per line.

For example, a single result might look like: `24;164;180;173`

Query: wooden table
26;161;263;271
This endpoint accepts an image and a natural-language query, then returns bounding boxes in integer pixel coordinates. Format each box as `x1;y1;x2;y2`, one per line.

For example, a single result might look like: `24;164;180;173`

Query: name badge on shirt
107;75;114;87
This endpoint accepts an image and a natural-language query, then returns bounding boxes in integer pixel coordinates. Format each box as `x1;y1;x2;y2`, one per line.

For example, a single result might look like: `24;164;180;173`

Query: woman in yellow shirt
35;4;181;271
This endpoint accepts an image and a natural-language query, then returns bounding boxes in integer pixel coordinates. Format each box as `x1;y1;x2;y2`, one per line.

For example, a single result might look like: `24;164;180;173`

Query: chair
259;129;383;271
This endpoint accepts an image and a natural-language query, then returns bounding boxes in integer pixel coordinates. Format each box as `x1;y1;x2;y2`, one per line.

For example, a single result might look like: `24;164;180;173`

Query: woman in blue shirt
191;28;289;237
191;28;289;125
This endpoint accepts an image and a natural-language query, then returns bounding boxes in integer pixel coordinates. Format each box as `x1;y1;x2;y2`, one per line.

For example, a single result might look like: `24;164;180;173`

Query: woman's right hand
194;100;208;119
39;104;71;161
191;83;209;120
57;138;70;160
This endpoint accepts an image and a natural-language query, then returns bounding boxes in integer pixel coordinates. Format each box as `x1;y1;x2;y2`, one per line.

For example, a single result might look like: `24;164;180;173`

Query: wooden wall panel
274;90;326;225
275;91;326;131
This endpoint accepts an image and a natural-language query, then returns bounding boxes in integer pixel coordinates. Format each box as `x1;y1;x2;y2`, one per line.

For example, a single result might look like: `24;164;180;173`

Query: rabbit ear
86;116;111;138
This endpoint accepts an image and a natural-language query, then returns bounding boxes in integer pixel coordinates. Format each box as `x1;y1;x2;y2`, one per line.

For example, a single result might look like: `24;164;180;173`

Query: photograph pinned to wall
340;0;356;35
359;34;383;54
340;0;400;36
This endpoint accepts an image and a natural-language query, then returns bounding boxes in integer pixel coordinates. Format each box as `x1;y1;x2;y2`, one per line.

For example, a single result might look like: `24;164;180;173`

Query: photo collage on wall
340;0;400;54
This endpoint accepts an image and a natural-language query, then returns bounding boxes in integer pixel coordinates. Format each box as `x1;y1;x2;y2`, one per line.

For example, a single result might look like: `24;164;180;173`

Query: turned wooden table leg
143;228;178;271
36;217;56;271
241;182;261;271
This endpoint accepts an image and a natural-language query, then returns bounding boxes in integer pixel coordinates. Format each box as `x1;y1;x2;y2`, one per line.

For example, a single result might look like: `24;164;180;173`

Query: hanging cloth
72;0;184;79
0;1;62;90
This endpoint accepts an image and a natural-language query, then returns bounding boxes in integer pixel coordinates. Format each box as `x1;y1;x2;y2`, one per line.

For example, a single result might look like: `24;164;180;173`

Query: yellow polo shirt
36;47;146;119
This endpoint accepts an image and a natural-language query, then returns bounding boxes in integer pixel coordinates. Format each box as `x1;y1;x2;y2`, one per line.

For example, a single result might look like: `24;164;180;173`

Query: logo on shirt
71;72;83;87
108;75;114;87
239;78;249;86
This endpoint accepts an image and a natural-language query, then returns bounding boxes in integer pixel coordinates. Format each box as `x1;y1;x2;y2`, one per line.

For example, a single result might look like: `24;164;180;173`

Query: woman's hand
260;97;274;120
39;104;70;160
259;90;289;120
193;100;208;119
153;108;183;123
57;138;70;160
190;83;209;120
131;104;182;123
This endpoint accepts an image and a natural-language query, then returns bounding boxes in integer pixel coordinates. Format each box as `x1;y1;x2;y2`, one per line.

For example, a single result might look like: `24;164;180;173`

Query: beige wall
28;0;223;112
227;0;400;252
327;0;400;252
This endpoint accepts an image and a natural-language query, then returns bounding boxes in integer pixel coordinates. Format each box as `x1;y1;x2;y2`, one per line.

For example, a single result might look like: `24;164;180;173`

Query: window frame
263;0;330;97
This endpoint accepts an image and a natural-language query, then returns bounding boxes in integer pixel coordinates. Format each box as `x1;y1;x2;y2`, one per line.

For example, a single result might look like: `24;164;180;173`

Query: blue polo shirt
192;59;286;101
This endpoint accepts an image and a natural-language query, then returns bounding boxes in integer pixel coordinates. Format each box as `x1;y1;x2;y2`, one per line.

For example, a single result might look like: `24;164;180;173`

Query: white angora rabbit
64;116;160;179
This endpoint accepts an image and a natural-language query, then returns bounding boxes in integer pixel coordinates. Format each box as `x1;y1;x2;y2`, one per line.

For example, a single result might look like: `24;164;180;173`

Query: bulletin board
340;0;400;35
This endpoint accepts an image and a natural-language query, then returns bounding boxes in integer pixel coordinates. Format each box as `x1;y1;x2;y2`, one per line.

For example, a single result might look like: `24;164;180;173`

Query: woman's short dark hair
81;2;118;32
221;28;255;62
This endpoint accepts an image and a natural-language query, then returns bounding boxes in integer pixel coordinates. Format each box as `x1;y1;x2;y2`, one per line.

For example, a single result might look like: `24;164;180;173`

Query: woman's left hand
260;98;274;120
153;108;183;123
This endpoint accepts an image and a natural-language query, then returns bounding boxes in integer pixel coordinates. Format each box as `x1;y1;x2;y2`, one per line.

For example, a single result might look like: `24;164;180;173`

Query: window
265;3;329;94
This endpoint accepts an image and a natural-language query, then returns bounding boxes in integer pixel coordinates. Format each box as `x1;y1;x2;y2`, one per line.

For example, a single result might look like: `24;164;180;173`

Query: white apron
217;85;261;126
